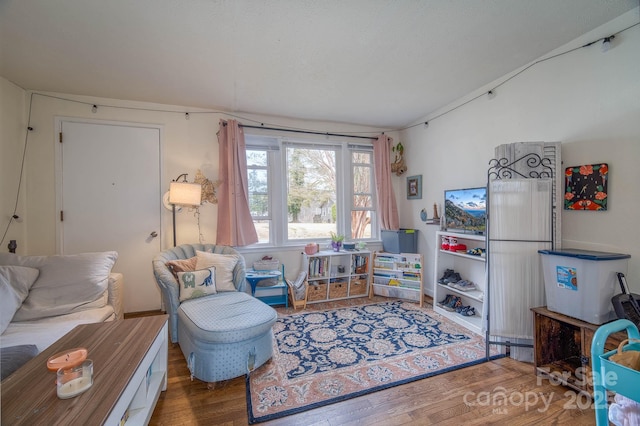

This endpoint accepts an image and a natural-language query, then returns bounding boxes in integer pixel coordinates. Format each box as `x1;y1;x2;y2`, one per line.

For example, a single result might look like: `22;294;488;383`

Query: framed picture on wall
564;163;608;210
406;175;422;199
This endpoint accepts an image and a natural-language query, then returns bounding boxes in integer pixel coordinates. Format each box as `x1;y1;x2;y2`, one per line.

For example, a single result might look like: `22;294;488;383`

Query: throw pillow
0;251;118;322
195;250;240;292
166;256;198;279
177;267;217;302
0;266;40;334
0;344;39;380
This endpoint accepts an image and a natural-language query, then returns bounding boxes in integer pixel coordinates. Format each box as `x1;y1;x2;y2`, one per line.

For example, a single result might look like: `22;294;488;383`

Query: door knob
150;231;158;238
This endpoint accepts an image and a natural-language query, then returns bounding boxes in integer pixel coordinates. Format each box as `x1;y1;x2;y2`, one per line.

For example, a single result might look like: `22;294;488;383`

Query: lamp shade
169;182;202;206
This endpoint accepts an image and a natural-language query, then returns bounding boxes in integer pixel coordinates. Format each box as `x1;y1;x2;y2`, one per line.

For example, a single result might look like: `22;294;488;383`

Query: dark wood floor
137;298;598;425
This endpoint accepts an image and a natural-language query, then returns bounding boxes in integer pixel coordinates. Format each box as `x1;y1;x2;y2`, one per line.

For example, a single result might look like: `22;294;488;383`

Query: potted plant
330;232;345;252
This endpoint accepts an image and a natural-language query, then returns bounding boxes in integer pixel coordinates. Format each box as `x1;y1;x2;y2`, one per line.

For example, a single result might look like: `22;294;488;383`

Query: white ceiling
0;0;636;128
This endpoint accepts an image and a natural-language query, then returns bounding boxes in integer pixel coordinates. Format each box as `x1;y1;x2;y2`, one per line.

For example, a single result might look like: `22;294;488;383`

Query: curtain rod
228;122;378;140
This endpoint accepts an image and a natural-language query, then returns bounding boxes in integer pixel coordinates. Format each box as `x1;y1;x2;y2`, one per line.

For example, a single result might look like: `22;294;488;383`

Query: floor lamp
169;175;202;247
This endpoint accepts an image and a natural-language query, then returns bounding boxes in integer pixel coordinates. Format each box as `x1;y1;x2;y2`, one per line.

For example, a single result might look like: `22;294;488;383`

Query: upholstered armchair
152;244;247;343
152;244;276;383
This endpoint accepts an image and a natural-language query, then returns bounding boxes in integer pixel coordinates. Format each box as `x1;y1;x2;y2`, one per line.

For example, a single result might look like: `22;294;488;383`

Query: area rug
246;300;499;423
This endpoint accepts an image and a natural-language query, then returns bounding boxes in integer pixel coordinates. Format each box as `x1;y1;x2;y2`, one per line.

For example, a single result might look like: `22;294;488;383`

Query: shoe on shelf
456;304;470;314
461;306;476;317
438;269;455;284
444;272;462;284
442;296;460;312
437;294;453;307
454;280;476;292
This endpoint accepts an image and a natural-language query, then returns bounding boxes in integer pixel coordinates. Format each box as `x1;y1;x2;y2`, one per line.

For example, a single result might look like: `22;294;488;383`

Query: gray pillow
0;265;40;333
0;251;117;321
0;344;39;380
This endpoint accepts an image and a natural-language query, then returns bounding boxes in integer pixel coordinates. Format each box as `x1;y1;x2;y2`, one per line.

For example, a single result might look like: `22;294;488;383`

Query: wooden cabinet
370;252;424;306
303;250;371;304
532;307;625;397
433;231;486;334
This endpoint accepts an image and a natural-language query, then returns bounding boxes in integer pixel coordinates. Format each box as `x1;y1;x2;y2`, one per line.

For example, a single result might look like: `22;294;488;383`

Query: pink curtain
373;134;400;230
216;119;259;246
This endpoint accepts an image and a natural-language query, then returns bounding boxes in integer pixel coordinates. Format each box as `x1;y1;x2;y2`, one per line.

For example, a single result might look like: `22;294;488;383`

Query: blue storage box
539;248;630;324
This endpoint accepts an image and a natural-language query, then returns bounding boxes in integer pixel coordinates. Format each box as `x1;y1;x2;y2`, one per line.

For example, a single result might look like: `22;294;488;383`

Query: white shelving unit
106;320;168;425
370;252;424;306
303;250;371;304
433;231;486;334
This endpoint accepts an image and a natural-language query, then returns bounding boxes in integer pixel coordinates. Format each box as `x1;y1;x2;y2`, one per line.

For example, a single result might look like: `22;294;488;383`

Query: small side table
246;270;287;307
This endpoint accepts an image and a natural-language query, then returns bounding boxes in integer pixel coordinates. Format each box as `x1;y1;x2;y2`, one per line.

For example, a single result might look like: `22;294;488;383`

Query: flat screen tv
444;187;487;234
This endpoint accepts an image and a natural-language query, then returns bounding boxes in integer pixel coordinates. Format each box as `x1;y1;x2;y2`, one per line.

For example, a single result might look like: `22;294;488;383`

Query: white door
59;120;162;313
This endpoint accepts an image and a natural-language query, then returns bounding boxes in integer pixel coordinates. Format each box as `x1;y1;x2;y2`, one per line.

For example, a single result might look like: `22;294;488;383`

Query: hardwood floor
140;298;598;425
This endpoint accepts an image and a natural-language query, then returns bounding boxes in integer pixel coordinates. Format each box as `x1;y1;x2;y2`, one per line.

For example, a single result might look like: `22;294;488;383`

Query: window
246;148;271;243
285;142;338;240
245;135;377;247
351;148;375;239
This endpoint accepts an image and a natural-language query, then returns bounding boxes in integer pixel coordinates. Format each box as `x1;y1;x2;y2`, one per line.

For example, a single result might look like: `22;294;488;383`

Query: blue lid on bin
538;248;630;261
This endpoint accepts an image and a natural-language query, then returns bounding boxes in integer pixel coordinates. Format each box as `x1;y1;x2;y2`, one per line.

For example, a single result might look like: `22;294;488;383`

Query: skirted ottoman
177;292;277;383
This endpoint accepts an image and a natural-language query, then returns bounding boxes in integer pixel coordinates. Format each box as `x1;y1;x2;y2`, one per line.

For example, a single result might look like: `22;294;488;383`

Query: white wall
0;86;392;280
400;9;640;293
0;78;28;254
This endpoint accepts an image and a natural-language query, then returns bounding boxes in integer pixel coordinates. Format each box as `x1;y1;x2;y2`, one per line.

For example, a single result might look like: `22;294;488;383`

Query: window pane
250;194;269;217
351;210;372;239
353;166;371;193
246;146;271;244
253;220;270;243
353;194;372;209
351;150;374;240
247;150;267;167
352;152;371;164
248;170;269;217
286;146;337;240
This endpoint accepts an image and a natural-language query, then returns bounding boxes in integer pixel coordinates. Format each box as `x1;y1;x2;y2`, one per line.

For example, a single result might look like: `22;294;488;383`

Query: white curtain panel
489;179;552;339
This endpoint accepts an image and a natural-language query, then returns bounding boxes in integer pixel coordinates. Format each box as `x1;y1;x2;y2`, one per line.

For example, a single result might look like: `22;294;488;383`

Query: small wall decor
194;169;219;204
564;163;608;210
391;142;407;176
406;175;422;200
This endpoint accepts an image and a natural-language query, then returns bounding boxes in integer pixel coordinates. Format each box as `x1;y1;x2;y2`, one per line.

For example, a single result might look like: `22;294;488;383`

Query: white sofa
0;251;123;380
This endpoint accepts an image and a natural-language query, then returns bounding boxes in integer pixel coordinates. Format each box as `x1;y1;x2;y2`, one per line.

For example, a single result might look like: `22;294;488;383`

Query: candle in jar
57;375;92;399
57;359;93;399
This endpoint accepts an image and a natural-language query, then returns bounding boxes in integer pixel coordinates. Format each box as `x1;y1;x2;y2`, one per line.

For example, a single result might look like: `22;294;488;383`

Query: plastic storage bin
381;229;418;254
538;248;630;324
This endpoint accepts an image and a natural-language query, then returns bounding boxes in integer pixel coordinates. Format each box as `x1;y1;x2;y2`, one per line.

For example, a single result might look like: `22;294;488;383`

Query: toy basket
599;339;640;401
253;259;279;271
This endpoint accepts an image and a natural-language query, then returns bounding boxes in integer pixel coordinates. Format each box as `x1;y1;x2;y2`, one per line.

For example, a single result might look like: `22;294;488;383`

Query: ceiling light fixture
185;113;190;120
91;105;98;113
601;35;615;52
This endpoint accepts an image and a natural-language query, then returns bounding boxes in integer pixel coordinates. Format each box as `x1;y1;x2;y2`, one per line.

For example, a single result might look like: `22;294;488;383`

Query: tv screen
444;187;487;234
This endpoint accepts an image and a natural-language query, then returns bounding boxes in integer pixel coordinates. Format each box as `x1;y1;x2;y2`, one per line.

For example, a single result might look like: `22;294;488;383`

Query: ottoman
177;291;277;383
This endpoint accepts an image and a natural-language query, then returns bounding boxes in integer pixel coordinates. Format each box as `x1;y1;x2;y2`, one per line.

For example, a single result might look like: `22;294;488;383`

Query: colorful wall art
564;163;608;211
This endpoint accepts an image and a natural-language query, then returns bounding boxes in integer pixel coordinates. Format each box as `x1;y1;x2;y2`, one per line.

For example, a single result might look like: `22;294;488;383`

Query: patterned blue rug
247;300;499;423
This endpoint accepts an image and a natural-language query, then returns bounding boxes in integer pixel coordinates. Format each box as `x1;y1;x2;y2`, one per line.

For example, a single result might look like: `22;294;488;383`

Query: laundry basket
591;319;640;425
